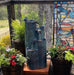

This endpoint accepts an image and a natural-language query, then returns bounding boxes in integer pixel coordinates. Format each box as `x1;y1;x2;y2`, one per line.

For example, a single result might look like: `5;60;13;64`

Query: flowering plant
48;45;74;63
0;46;26;66
65;46;74;63
65;46;74;51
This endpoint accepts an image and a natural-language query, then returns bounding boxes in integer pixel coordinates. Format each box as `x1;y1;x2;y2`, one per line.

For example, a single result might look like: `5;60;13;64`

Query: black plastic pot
12;40;26;56
1;65;23;75
51;58;72;75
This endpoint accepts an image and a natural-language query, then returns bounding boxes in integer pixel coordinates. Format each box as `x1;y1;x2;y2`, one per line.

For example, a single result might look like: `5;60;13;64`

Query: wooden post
7;3;15;47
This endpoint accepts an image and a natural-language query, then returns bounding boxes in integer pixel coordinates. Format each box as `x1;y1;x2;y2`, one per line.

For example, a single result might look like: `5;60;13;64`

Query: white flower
17;59;19;61
6;48;13;52
6;48;11;52
19;55;22;57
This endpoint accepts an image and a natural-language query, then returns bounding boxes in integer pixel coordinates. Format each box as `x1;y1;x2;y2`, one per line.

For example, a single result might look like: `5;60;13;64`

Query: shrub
0;34;11;47
0;46;6;55
11;20;25;41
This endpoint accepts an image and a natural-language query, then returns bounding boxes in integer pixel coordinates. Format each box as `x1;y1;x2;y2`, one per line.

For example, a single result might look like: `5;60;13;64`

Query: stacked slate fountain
24;17;46;70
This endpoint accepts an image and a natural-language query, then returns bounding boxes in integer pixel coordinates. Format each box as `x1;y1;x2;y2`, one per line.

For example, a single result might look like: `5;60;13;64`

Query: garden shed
0;0;74;75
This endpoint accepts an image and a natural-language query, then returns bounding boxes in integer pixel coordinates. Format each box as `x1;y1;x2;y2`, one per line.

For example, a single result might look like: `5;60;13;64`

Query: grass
0;20;9;39
0;20;9;28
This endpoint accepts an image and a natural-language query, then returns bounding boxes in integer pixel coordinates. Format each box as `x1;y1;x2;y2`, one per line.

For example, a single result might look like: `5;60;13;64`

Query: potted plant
48;45;74;75
0;46;26;75
11;20;25;56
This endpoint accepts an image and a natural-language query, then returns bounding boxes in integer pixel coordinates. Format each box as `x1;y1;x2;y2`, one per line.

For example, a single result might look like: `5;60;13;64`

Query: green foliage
65;50;74;64
16;54;26;66
49;45;74;63
22;11;41;25
12;20;25;41
48;46;58;58
0;54;10;66
0;34;11;47
0;6;8;20
0;20;9;28
21;5;42;25
0;48;26;66
1;54;10;66
0;46;6;55
0;46;6;51
56;47;68;60
0;54;9;66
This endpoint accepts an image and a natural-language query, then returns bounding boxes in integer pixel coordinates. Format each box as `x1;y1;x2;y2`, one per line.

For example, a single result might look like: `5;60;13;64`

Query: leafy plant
12;20;25;41
56;46;68;60
48;45;74;63
0;46;6;55
0;34;11;47
21;5;43;25
48;46;58;58
0;46;6;51
65;46;74;64
0;48;26;66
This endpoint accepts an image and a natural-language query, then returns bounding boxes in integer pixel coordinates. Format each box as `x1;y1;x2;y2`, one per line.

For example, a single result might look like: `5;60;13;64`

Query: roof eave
0;0;11;5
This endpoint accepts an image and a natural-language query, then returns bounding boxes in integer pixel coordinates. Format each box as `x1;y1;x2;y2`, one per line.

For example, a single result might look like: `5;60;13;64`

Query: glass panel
53;1;74;48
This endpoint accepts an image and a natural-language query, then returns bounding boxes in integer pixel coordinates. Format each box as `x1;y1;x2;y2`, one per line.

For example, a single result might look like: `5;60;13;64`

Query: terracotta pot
51;58;72;75
1;65;23;75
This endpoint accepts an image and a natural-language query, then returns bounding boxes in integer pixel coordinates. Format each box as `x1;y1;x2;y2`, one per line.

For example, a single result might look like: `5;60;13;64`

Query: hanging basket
1;65;23;75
